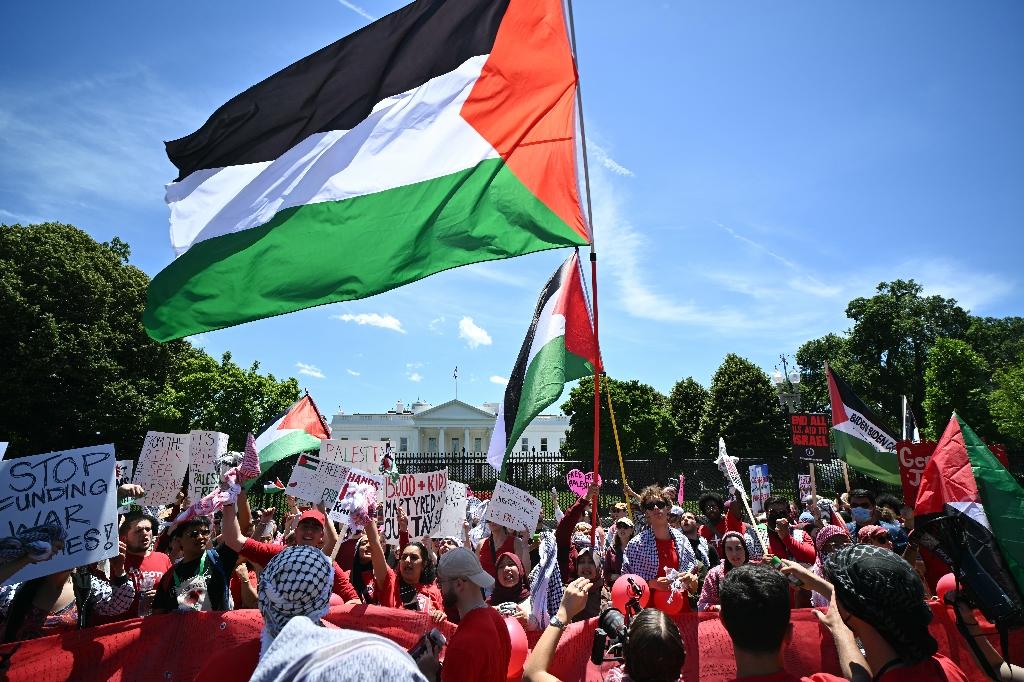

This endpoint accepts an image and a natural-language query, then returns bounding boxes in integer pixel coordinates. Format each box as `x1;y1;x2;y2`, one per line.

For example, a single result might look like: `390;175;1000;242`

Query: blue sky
2;1;1021;418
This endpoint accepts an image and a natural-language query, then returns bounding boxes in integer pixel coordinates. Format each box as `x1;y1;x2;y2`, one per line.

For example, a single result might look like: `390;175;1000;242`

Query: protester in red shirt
698;491;748;551
96;512;172;622
375;532;445;621
554;482;598;583
229;559;258;608
477;521;530;580
762;496;816;564
418;547;510;682
221;499;358;602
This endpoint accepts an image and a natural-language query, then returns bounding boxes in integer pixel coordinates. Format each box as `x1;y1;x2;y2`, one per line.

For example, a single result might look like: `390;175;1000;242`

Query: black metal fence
242;449;1024;523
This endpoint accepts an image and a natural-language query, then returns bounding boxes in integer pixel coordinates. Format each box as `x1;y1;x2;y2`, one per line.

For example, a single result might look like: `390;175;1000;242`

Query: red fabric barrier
3;603;1022;682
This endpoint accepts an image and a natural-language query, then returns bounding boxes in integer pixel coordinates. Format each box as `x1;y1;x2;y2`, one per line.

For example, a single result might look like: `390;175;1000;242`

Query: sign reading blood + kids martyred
790;413;832;463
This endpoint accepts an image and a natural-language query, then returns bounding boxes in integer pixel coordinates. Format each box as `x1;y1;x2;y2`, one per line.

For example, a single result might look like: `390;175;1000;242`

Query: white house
328;399;570;454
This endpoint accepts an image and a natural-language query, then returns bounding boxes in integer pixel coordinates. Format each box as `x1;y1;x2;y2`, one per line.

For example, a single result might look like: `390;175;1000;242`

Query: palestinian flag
296;454;319;471
486;250;598;472
825;363;900;485
144;0;590;342
264;478;286;493
253;395;331;471
915;414;1024;628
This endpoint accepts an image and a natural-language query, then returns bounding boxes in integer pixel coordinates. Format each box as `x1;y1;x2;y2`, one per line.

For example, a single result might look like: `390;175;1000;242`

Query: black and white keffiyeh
824;544;937;665
529;532;563;629
0;521;66;563
621;527;696;582
258;545;333;653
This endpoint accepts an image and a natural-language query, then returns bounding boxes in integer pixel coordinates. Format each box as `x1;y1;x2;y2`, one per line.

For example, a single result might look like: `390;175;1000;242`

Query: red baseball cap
297;509;326;528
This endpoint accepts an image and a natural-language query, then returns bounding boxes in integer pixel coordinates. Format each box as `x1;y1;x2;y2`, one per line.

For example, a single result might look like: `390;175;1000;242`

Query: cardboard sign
677;474;685;504
798;474;811;503
187;431;229;501
748;464;770;515
115;459;134;514
381;470;448;544
790;413;832;463
0;444;119;585
565;469;601;497
484;480;541;533
285;443;352;505
133;432;189;506
329;469;385;527
318;439;392;475
432;481;468;539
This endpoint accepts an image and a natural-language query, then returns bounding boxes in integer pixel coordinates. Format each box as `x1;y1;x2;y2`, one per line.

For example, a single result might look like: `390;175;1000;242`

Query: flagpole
564;0;601;546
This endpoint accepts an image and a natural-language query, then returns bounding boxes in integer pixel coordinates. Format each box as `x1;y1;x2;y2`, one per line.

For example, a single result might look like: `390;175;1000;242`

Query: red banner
1;603;1015;682
898;440;1011;506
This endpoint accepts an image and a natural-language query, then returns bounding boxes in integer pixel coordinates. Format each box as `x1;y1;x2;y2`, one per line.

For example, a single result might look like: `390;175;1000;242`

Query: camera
591;577;645;665
409;627;447;661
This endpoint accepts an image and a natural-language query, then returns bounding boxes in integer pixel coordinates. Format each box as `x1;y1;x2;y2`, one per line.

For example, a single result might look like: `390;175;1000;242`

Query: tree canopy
560;377;676;458
922;338;994;440
697;354;789;456
991;357;1024;448
668;377;708;457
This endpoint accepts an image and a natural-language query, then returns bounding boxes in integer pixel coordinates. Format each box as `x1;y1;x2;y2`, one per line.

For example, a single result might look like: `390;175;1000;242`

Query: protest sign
790;413;832;463
0;442;7;458
484;480;541;533
432;481;468;539
133;432;189;505
318;439;392;475
677;474;685;504
565;469;601;497
381;469;448;544
285;446;351;505
1;444;119;584
187;431;229;501
115;459;134;513
798;474;811;502
748;464;770;515
329;469;385;526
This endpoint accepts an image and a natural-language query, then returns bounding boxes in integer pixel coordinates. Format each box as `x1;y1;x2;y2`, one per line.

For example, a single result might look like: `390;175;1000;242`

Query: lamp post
772;354;801;413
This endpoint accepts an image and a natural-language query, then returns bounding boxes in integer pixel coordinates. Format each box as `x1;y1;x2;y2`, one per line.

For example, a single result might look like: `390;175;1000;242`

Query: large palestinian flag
825;363;900;485
915;414;1024;629
143;0;590;342
487;250;598;472
253;395;331;472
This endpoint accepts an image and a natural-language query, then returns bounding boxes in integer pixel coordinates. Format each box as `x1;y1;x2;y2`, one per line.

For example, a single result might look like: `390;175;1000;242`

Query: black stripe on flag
499;266;563;452
166;0;512;182
830;366;898;441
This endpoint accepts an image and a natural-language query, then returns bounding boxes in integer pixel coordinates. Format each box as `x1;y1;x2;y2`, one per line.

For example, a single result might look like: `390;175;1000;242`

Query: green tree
697;354;789;456
0;222;204;458
146;351;300;451
795;333;855;413
560;377;676;458
991;356;1024;448
668;377;708;457
966;316;1024;374
922;338;994;440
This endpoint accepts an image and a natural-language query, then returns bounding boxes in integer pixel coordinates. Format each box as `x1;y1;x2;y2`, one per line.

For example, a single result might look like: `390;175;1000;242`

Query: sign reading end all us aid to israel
1;444;119;585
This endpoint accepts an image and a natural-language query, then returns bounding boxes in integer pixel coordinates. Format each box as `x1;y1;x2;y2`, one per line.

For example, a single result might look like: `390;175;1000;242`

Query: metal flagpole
564;0;601;546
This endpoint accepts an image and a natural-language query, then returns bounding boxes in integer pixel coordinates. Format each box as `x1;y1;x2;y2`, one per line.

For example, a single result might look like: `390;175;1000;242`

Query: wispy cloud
490;375;508;385
429;316;445;332
296;362;325;379
588;142;635;177
331;312;405;333
408;373;423;382
407;362;423;369
336;0;375;20
458;316;492;348
346;369;360;376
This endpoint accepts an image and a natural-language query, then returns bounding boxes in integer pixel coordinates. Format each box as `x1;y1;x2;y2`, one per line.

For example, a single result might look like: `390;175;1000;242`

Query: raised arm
236;491;253;538
221;501;247;552
316;500;338;556
363;521;390;590
523;578;592;682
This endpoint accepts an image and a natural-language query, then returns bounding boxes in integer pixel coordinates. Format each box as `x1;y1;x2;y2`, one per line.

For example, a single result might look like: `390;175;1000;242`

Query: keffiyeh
258;545;334;654
0;521;66;563
529;532;563;629
823;544;937;665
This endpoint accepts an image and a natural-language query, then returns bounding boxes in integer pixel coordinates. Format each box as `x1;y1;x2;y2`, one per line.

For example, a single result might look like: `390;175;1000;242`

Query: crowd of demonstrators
487;551;537;630
697;491;749;553
478;520;531;582
554;482;600;584
807;524;852;608
845;489;909;553
603;517;635;584
152;515;237;613
622;485;698;612
697;531;751;612
605;502;631;550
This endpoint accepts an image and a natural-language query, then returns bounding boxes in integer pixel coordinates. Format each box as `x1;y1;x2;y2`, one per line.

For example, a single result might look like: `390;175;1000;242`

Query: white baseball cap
437;547;494;588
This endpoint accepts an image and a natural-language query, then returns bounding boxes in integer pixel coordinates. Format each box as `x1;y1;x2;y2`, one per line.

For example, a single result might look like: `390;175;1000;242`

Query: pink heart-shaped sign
566;469;602;497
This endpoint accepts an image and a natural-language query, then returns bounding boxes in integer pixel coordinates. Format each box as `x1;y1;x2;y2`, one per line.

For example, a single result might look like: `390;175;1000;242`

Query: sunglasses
186;529;210;539
851;502;873;509
643;500;668;511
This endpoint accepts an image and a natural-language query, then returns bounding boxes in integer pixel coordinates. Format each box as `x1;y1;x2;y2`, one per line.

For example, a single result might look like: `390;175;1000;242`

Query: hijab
813;524;849;572
487;551;530;605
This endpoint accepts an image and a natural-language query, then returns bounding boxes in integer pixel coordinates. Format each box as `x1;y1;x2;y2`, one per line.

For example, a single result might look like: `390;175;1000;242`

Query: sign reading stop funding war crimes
381;469;448;545
319;439;391;475
133;432;190;505
329;469;385;526
188;431;229;501
431;481;468;539
1;444;119;585
790;413;832;463
748;464;770;515
484;480;541;533
115;460;134;513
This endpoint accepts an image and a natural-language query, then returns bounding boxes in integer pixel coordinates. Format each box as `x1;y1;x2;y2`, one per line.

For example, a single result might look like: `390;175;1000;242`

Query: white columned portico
412;428;420;453
464;427;470;454
438;427;445;454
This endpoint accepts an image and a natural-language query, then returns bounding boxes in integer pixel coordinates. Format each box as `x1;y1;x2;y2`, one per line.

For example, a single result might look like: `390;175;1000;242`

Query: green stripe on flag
144;158;588;342
962;415;1024;596
833;428;901;485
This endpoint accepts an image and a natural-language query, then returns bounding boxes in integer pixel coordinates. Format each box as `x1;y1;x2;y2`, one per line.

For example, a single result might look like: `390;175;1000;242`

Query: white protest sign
188;430;229;501
748;464;770;515
285;441;352;505
329;469;385;526
319;439;391;475
115;459;134;513
382;470;448;545
484;480;541;533
432;481;468;539
1;444;119;585
0;443;7;459
133;432;189;505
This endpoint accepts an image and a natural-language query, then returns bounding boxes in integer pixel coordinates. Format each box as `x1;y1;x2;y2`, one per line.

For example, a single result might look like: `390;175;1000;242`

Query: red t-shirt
441;605;511;682
229;567;258;608
876;655;969;682
377;566;444;615
93;551;173;624
653;538;691;614
727;671;841;682
240;538;358;601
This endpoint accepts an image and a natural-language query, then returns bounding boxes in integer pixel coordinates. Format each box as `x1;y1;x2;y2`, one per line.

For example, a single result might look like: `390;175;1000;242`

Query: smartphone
409;628;447;661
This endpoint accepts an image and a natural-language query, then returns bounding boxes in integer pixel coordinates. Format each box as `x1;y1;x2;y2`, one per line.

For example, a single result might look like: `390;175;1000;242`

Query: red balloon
935;572;957;601
329;593;344;607
505;616;529;678
611;574;650;613
651;587;684;615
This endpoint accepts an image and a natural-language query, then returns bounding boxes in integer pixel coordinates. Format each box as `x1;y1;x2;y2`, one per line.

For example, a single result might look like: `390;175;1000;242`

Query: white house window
400;437;408;452
361;437;369;441
381;437;390;442
540;438;548;452
474;438;482;452
341;437;349;441
521;438;528;451
428;438;437;453
451;438;459;452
